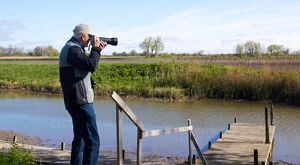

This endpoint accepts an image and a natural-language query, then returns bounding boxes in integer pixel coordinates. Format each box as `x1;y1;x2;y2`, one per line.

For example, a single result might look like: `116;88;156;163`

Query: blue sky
1;0;300;54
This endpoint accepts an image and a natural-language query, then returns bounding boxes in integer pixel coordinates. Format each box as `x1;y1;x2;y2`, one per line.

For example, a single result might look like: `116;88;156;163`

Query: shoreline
0;130;297;165
0;88;283;106
2;88;291;114
0;130;187;164
1;63;300;106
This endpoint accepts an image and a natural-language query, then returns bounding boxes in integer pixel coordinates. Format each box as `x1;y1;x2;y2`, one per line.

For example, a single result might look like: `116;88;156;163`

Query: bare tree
139;36;153;56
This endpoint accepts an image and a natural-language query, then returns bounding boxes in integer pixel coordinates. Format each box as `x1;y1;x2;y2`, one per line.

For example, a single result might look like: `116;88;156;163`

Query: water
0;91;299;163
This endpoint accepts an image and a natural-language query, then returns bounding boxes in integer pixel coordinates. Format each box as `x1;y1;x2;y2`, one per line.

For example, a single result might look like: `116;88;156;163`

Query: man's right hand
91;35;107;50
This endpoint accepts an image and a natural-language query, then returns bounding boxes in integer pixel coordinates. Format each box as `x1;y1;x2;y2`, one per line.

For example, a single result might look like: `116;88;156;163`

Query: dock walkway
203;123;275;165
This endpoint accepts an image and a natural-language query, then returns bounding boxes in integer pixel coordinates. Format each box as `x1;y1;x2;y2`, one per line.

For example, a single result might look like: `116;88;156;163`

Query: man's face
81;34;90;47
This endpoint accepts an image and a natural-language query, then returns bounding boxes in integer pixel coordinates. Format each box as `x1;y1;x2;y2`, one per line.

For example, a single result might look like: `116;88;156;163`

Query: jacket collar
69;37;85;50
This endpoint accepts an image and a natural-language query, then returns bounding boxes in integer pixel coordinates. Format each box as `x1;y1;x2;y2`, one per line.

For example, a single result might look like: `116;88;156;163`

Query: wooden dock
203;123;275;165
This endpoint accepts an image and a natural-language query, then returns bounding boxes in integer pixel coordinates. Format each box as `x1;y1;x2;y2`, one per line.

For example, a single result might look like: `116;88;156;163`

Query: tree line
112;39;300;57
235;41;293;57
0;45;59;57
1;37;300;57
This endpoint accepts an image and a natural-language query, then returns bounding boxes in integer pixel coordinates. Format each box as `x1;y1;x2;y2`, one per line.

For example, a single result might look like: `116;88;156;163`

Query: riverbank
0;63;300;105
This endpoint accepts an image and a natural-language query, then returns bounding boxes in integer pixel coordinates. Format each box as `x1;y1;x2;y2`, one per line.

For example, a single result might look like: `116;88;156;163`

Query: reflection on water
0;91;299;163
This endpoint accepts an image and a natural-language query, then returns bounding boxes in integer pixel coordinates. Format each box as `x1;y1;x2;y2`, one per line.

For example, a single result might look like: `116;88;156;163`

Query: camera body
88;34;118;46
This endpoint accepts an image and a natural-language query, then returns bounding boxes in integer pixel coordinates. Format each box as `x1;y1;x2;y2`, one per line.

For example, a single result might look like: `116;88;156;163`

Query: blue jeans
68;103;100;165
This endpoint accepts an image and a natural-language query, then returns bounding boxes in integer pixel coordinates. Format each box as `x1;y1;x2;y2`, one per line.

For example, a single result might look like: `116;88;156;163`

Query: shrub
0;144;35;165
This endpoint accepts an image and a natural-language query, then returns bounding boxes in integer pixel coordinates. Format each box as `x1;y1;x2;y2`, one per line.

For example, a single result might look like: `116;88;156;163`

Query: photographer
59;23;107;165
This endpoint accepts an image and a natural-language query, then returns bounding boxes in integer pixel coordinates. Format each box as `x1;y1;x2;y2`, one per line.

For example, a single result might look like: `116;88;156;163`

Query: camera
88;34;118;46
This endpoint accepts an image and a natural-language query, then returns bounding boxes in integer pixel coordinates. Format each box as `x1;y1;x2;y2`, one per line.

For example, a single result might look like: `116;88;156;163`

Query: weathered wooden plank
204;123;275;165
142;126;192;137
111;91;144;131
191;132;208;165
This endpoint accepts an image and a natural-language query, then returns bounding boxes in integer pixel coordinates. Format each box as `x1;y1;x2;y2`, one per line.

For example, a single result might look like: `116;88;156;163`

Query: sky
1;0;300;55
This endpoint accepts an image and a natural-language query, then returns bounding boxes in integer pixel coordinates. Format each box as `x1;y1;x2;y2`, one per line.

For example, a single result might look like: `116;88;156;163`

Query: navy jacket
59;37;101;110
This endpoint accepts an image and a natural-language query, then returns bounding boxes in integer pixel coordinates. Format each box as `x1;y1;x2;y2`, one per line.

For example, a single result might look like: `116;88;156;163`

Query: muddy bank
0;130;42;145
0;131;297;165
0;130;187;164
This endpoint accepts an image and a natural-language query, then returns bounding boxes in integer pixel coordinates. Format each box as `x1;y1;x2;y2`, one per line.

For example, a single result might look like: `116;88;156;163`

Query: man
59;23;107;165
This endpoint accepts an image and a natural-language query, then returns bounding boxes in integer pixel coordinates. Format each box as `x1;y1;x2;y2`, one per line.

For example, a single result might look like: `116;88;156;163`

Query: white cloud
110;2;300;54
2;1;300;54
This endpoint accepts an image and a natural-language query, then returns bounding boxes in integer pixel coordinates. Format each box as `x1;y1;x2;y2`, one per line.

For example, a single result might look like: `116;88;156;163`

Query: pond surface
0;91;299;163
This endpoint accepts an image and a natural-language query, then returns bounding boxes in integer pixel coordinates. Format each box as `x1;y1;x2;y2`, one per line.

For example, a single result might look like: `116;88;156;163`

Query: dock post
254;149;258;165
270;104;274;126
116;105;123;165
228;123;230;130
265;107;270;144
60;142;65;151
219;131;222;138
188;119;192;165
137;128;143;165
13;136;17;143
122;149;125;160
192;154;196;164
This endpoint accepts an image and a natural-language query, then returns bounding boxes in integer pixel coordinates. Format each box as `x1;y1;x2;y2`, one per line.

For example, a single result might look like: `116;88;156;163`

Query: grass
0;144;35;165
0;61;300;104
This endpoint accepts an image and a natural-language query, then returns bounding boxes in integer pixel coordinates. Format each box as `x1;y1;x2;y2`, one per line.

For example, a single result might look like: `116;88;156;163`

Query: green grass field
0;59;300;104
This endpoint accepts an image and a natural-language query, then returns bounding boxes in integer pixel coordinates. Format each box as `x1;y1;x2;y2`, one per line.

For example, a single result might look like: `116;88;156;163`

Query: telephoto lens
99;37;118;46
88;34;118;46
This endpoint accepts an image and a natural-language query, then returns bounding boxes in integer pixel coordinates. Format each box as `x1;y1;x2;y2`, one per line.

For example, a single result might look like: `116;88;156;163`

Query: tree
291;50;300;56
33;46;59;56
267;44;289;56
119;51;128;56
0;46;5;56
235;41;263;57
140;36;164;57
33;46;46;56
235;44;245;57
0;45;24;56
244;41;263;57
193;50;204;56
45;46;59;57
112;52;118;56
129;50;138;56
152;36;164;56
139;36;153;56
